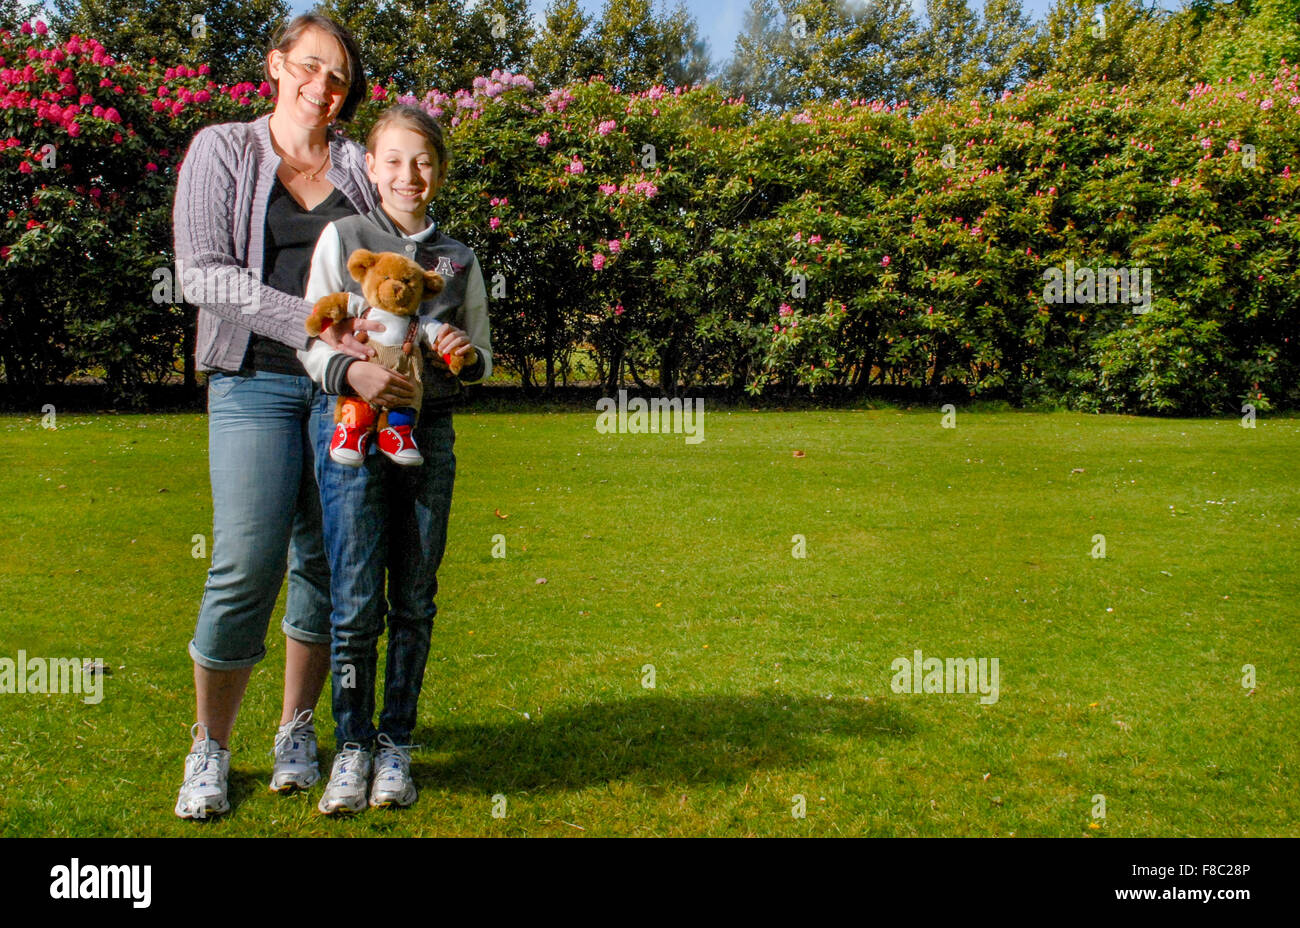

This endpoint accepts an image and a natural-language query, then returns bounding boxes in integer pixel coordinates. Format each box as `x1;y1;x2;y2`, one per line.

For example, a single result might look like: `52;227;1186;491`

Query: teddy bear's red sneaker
330;423;370;467
378;425;424;466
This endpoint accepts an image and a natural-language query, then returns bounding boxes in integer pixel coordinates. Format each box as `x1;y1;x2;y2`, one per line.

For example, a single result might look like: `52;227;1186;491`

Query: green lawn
1;405;1296;836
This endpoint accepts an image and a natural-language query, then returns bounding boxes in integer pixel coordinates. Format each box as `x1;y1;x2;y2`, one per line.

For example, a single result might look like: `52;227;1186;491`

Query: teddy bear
305;248;465;467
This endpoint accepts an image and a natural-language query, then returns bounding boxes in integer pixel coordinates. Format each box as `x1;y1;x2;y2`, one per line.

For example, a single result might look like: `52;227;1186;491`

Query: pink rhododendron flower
599;183;616;195
489;216;501;230
881;255;891;266
535;131;550;147
34;21;47;35
608;239;620;253
1171;177;1181;187
567;157;584;174
779;303;793;317
592;253;605;270
146;162;158;172
597;119;616;136
613;304;624;315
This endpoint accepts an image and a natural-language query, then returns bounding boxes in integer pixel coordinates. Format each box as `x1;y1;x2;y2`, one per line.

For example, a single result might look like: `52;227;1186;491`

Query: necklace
280;147;331;181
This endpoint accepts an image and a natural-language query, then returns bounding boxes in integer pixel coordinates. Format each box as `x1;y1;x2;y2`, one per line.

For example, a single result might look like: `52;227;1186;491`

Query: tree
966;0;1038;98
592;0;711;92
723;0;919;110
1208;0;1300;78
529;0;600;90
50;0;289;85
1;0;26;32
909;0;980;103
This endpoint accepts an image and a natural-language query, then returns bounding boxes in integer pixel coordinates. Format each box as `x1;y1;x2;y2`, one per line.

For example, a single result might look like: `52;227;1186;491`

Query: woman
171;12;415;818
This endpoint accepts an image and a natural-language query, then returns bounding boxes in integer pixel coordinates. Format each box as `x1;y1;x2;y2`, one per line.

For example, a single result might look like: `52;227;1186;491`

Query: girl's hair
264;13;367;123
366;105;448;168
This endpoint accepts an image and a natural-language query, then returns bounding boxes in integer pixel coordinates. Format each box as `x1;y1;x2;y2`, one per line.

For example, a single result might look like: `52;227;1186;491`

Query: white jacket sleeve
297;224;350;385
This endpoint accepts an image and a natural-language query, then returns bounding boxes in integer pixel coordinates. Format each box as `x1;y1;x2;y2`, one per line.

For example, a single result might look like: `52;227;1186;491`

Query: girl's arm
431;256;492;383
299;224;365;392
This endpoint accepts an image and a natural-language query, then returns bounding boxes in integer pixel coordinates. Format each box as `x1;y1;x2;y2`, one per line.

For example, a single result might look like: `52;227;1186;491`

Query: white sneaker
270;708;320;793
175;722;231;820
317;743;372;815
369;733;417;808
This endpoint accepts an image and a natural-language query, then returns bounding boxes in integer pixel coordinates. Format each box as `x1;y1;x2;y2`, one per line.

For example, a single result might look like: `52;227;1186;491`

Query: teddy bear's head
347;249;444;317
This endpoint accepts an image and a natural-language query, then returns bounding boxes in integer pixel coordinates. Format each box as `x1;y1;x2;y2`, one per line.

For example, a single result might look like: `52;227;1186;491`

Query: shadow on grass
409;691;914;793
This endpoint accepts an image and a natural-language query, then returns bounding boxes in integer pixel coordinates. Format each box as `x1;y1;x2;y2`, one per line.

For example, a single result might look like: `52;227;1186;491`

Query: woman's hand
319;316;383;360
433;324;478;366
345;361;417;408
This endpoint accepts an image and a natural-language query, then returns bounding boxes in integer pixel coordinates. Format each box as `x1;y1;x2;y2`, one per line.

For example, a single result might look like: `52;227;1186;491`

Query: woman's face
267;27;350;130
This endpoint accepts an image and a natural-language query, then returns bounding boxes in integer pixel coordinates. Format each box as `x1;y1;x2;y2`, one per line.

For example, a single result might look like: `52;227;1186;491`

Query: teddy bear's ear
347;249;379;282
423;270;445;295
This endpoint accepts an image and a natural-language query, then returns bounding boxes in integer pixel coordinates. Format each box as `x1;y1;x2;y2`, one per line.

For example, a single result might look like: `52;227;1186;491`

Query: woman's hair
264;13;367;123
366;104;448;168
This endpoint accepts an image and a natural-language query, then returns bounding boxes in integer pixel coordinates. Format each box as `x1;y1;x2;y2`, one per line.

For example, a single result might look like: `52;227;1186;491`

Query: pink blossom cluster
596;119;616;136
535;131;550;147
545;87;575;113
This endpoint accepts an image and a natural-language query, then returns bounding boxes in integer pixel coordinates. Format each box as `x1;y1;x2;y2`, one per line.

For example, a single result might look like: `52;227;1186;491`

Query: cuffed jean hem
282;617;332;645
189;638;267;671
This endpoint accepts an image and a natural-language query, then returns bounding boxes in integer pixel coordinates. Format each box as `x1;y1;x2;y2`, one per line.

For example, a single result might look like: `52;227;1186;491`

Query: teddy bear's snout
382;279;410;303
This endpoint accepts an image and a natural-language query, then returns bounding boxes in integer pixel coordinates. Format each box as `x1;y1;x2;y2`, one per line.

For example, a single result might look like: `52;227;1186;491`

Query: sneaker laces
373;733;415;783
274;708;315;761
330;742;370;789
181;723;226;812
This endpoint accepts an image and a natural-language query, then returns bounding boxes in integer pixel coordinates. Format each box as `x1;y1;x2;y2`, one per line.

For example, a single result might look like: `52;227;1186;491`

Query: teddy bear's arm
304;292;352;336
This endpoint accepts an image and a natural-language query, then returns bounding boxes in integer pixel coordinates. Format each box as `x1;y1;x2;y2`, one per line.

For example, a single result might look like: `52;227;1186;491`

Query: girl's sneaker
270;708;320;793
175;722;231;819
369;733;417;808
317;743;372;815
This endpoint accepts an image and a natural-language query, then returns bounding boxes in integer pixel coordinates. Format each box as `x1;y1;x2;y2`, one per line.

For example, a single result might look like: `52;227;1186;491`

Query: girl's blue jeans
190;371;333;670
313;393;456;749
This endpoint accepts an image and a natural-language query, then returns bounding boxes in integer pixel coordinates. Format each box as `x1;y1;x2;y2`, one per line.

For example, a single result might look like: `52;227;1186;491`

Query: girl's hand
433;324;478;365
345;361;416;408
319;317;383;360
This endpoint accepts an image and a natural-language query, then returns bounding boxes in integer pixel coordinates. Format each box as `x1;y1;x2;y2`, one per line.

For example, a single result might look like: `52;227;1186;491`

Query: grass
0;406;1297;837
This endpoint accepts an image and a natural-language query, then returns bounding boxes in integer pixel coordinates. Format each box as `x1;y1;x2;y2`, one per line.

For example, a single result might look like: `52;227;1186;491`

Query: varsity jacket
299;206;492;410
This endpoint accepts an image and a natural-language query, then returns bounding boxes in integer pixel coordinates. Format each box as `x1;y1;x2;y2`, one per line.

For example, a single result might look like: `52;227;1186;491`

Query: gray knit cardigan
172;113;379;372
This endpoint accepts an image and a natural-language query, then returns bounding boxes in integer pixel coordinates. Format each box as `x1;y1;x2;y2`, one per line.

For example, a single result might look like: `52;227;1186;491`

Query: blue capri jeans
189;371;334;669
313;392;456;748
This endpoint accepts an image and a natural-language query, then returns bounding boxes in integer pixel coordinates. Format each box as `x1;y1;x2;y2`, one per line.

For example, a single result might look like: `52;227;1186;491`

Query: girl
298;104;492;812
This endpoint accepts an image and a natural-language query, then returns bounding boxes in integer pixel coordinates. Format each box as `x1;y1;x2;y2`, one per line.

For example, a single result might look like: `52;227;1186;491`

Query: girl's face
366;125;446;216
267;27;351;129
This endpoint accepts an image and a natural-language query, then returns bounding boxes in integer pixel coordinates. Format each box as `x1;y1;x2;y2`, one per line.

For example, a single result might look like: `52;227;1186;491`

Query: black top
243;175;358;375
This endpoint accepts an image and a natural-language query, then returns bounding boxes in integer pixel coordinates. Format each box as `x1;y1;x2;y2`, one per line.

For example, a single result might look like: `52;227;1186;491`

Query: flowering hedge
3;20;1297;412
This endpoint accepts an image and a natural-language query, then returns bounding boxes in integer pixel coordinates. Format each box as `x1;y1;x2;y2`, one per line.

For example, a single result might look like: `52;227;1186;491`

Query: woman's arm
173;125;322;350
